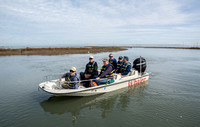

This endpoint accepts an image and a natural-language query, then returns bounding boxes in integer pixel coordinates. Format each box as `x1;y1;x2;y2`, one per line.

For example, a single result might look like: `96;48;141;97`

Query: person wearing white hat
60;66;79;89
80;56;98;87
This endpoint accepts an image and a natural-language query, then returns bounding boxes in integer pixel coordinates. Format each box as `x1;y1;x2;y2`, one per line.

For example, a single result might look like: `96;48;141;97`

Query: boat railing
43;73;121;89
60;77;109;84
43;73;64;82
58;78;112;89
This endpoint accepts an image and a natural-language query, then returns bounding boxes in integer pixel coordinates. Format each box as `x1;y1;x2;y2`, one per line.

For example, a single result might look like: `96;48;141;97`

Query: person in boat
119;56;131;76
109;53;117;70
60;67;79;89
95;58;115;85
116;56;124;73
80;56;98;87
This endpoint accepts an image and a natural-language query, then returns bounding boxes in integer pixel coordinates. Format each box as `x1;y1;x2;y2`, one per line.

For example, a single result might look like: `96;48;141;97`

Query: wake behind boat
39;56;149;96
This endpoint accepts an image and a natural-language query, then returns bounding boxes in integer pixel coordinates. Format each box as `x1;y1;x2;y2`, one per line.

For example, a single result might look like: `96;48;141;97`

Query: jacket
85;61;98;76
116;61;124;73
121;62;131;75
62;72;79;89
99;63;115;78
109;58;117;69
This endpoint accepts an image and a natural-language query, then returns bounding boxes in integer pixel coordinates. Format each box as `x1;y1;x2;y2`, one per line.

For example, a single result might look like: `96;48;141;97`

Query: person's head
118;56;123;62
123;56;129;63
103;58;109;66
109;53;114;60
89;56;94;63
70;67;76;76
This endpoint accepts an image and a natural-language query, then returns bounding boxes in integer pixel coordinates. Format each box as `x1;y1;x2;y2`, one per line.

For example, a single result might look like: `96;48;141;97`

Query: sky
0;0;200;47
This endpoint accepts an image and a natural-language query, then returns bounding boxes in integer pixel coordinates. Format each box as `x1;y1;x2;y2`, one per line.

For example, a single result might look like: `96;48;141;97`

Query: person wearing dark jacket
120;56;131;76
109;53;117;69
96;58;114;85
116;56;124;73
80;56;98;87
60;67;79;89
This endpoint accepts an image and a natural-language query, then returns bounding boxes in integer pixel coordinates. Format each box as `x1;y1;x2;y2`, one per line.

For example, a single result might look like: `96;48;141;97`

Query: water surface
0;48;200;127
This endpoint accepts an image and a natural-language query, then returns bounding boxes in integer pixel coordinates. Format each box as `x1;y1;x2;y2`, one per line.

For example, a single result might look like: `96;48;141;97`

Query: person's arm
92;62;98;76
116;68;118;73
61;73;67;78
99;66;112;78
121;65;131;75
73;77;79;86
85;64;89;74
60;73;67;81
114;59;117;69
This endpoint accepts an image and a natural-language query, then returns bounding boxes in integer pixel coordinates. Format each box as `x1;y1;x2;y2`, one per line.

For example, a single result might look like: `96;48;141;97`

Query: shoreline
0;46;127;56
130;46;200;50
0;46;199;56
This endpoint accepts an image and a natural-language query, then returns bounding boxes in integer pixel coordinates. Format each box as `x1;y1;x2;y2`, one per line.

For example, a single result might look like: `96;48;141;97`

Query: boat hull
39;73;149;96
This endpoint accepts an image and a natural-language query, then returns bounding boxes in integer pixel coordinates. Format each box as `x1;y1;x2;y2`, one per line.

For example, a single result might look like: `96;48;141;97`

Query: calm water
0;48;200;127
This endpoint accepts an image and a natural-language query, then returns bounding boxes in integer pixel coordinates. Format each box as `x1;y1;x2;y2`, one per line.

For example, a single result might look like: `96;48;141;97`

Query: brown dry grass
0;46;127;56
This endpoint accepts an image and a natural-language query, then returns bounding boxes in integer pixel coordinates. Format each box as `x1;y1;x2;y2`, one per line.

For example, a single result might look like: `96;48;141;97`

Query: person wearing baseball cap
95;58;115;85
60;66;79;89
80;56;98;87
120;56;131;76
116;56;124;73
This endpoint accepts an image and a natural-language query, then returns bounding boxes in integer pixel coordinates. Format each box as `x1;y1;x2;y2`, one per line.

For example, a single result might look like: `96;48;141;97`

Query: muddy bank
0;46;127;56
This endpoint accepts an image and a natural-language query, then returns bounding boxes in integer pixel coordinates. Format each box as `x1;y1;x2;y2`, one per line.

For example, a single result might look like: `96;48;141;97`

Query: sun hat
70;67;76;72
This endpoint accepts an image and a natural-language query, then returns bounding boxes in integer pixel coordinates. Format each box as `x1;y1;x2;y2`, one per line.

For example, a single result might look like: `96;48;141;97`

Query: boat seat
129;69;135;76
113;74;121;80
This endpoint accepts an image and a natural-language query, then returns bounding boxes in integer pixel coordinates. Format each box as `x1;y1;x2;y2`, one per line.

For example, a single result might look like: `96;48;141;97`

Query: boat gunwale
40;73;149;95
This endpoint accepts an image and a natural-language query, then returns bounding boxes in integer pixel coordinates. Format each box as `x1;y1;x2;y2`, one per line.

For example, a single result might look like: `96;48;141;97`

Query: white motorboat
39;70;149;96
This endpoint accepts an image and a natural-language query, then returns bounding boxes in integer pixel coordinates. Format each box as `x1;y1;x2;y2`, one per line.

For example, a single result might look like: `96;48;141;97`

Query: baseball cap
124;56;129;61
89;56;94;59
103;58;109;62
118;56;123;59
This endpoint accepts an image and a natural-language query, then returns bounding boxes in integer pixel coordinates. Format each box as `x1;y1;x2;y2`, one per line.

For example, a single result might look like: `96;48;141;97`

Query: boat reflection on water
40;82;148;123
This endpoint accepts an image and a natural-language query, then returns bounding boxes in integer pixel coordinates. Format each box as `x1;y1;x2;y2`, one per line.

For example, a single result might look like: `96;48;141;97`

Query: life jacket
109;58;117;69
109;59;114;64
64;73;79;89
122;62;131;73
87;61;96;74
116;61;124;73
100;63;115;78
89;81;98;87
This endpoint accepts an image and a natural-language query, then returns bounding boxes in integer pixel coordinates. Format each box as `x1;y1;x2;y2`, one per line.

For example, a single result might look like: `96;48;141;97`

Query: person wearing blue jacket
120;56;131;76
109;53;117;69
60;67;79;89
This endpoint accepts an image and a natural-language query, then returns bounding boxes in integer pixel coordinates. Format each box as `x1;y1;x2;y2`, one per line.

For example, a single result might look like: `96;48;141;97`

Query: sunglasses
109;56;113;57
70;70;75;72
89;58;93;60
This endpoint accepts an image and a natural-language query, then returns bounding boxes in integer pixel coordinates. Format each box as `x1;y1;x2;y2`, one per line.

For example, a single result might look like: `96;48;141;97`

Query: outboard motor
132;57;147;73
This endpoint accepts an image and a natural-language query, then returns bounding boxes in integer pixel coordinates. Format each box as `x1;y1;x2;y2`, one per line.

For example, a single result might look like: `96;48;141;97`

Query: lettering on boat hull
128;77;146;87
